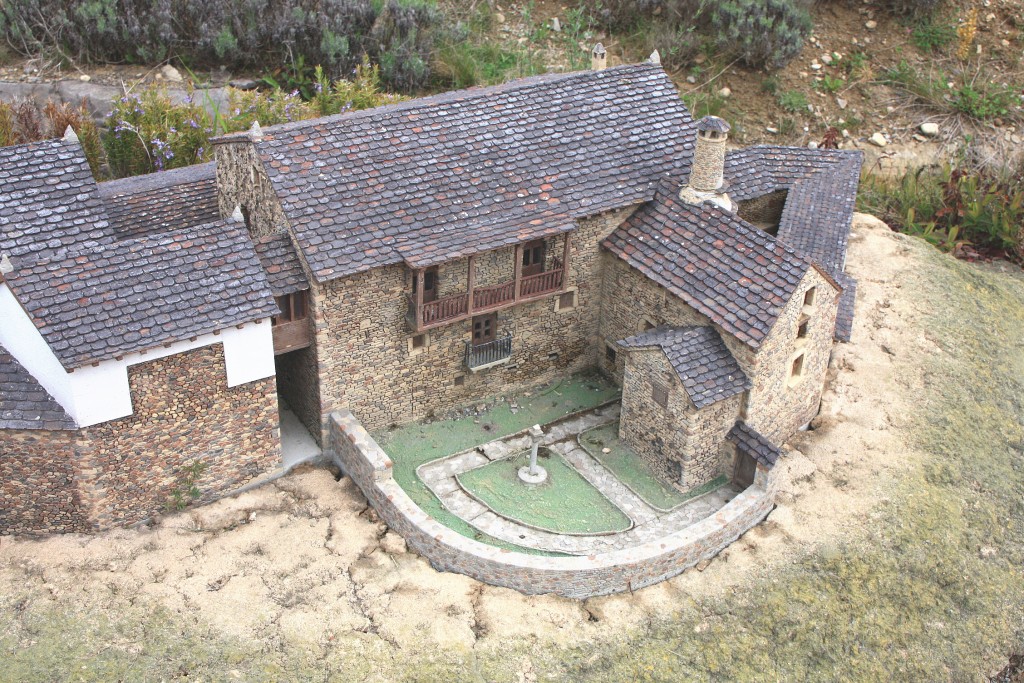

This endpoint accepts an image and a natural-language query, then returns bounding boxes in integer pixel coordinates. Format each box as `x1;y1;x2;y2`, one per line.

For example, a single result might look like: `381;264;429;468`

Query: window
454;375;465;386
803;287;817;308
652;382;669;408
408;333;429;354
521;240;546;276
643;319;657;331
471;313;497;346
557;290;576;310
273;291;308;325
789;353;805;386
797;319;809;340
605;344;617;363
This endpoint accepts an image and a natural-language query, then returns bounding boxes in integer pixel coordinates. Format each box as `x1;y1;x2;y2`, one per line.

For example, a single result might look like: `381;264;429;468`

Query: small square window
605;344;617;363
652;382;669;408
803;288;817;308
791;353;805;379
411;334;426;349
558;291;576;310
454;375;465;386
797;320;809;339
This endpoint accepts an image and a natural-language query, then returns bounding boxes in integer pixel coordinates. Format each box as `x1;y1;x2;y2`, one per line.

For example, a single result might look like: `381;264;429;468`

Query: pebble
718;86;731;98
836;97;848;110
1012;134;1023;144
810;62;822;71
821;54;833;65
229;79;258;90
551;17;561;32
985;12;996;21
765;126;779;134
79;74;91;82
807;141;819;149
868;132;888;147
161;64;183;82
685;75;696;84
495;11;505;22
919;122;940;137
842;129;850;138
912;134;927;142
865;20;877;30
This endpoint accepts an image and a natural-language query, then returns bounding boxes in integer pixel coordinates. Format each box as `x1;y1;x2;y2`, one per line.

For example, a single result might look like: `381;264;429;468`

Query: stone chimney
591;43;607;71
679;115;736;212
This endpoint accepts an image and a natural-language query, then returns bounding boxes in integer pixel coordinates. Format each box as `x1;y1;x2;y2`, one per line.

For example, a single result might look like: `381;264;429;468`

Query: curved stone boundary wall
328;410;777;599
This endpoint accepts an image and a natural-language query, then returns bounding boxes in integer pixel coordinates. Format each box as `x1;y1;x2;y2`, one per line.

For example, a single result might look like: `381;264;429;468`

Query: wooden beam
561;232;572;290
513;244;523;302
415;269;425;330
466;255;476;316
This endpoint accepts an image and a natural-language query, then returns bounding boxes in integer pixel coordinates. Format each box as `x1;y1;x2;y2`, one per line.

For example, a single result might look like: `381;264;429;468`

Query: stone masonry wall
619;349;741;490
275;344;323;444
214;140;289;238
619;350;690;483
328;409;776;599
79;344;280;529
0;429;89;534
597;254;729;381
741;268;839;444
312;206;638;435
737;190;788;232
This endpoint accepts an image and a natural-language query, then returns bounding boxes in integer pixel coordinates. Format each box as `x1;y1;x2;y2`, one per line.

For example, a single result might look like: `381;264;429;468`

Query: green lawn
579;423;728;511
371;370;620;551
457;449;632;534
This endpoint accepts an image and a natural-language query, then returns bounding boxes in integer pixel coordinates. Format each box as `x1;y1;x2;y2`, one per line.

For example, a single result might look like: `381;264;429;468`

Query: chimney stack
679;115;736;212
591;43;607;71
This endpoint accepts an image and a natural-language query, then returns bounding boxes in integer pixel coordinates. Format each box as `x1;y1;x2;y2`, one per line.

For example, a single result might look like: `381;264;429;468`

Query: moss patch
457;448;632;534
372;370;620;552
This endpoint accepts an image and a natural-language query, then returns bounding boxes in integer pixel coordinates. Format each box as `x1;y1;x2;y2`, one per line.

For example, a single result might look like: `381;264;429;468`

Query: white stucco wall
0;284;275;428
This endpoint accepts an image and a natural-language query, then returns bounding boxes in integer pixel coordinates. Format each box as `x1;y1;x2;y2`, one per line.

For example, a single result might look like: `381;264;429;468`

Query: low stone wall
328;410;775;599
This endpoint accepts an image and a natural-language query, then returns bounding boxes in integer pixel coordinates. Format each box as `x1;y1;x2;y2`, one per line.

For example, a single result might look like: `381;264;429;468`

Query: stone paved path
416;404;740;555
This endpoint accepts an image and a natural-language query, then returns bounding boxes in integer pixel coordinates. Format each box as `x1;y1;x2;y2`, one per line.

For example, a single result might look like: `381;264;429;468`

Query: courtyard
372;372;742;556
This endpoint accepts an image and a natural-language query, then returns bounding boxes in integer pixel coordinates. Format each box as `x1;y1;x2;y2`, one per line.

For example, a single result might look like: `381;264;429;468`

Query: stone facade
308;207;637;435
328;409;777;599
214;140;289;238
0;429;88;534
619;349;742;489
0;344;281;534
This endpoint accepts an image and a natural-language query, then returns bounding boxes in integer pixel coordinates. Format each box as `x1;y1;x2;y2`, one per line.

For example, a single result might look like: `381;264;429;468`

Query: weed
813;74;845;93
761;76;780;95
779;116;797;136
911;20;956;52
0;97;104;174
842;51;873;81
167;460;208;511
882;60;1021;122
777;90;808;113
682;90;729;118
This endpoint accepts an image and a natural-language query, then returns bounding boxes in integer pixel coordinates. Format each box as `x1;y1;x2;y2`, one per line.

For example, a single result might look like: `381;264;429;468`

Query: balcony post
467;255;476;316
415;269;424;329
561;232;572;290
513;244;523;302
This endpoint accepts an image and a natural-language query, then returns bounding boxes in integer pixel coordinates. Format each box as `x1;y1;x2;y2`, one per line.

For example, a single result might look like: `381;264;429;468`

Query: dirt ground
0;214;1022;680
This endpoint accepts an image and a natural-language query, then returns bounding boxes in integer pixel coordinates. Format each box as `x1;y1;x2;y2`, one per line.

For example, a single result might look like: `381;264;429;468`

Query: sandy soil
0;213;933;671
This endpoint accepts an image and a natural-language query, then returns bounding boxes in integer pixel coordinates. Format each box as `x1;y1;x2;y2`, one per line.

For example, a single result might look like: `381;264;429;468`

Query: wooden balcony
407;235;572;332
408;266;565;332
272;319;312;354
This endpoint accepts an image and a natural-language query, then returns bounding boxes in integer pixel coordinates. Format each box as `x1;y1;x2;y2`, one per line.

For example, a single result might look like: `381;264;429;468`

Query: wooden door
521;240;545;276
733;450;757;489
471;313;497;347
414;267;439;303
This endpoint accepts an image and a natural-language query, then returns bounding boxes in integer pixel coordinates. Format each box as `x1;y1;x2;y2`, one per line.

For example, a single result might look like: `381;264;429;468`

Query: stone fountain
517;424;547;484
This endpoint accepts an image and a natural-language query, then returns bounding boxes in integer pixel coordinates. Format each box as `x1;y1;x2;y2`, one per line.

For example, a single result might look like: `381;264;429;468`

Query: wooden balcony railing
272;319;312;355
519;268;563;298
418;293;468;326
473;281;515;311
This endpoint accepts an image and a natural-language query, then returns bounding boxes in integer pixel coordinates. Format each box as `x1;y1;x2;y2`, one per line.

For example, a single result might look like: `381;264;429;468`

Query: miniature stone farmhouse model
1;58;861;596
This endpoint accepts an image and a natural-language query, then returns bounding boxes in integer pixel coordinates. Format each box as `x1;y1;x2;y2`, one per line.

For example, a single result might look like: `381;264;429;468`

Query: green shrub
813;74;845;93
104;88;213;177
777;89;809;112
911;20;956;52
878;0;943;18
708;0;812;69
883;60;1021;121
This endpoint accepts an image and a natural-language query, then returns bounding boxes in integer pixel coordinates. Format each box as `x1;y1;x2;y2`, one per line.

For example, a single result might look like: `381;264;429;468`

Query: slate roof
727;421;782;467
0;343;76;430
3;219;278;369
214;63;695;282
0;138;113;262
725;147;862;281
254;233;310;296
618;326;750;409
603;181;811;349
97;162;219;240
